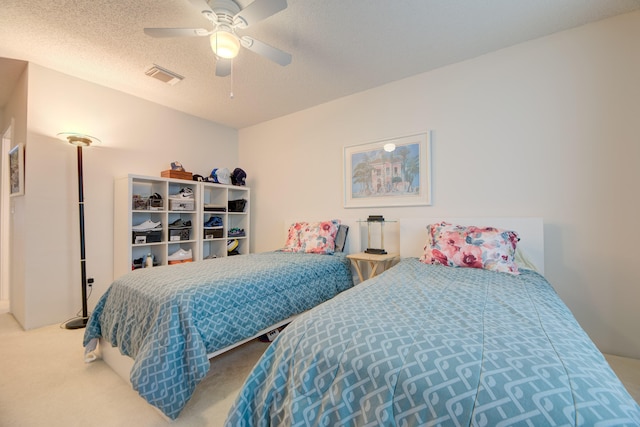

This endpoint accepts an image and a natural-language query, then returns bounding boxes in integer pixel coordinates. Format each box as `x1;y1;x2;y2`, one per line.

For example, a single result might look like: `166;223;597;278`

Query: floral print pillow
283;222;305;251
419;222;520;274
282;220;341;254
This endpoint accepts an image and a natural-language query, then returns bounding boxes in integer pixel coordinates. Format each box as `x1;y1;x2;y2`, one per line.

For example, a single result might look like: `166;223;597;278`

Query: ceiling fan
144;0;292;77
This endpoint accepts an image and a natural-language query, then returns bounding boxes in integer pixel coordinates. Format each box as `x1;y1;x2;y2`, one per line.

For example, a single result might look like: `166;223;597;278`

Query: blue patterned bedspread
83;252;353;420
226;258;640;426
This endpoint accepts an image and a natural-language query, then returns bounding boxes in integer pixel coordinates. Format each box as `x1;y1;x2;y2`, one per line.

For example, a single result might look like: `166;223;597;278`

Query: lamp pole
58;133;98;330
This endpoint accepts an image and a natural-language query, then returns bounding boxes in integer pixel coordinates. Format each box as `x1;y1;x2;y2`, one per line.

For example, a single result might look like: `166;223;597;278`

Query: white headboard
399;217;544;274
283;218;360;254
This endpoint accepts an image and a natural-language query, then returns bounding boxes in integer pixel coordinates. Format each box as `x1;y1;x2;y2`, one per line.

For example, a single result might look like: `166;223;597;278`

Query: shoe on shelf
148;193;163;209
204;253;217;260
174;187;194;199
168;248;193;263
227;239;239;252
228;228;245;237
204;216;223;228
132;219;162;231
169;218;192;229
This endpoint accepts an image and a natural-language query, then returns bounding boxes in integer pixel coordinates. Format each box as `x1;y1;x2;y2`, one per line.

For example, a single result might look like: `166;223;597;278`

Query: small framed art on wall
8;143;24;197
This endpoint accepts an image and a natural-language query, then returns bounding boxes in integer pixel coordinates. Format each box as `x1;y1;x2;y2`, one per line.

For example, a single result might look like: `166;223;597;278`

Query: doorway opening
0;122;14;313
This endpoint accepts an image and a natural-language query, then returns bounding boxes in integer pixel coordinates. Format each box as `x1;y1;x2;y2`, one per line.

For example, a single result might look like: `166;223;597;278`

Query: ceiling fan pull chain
230;59;234;99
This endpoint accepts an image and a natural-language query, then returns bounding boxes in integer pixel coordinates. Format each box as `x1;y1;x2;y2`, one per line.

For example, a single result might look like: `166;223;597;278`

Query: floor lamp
57;132;100;330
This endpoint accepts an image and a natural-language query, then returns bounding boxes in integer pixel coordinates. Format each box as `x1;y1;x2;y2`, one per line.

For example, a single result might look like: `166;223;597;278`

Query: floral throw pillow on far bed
282;220;341;254
283;223;304;250
420;222;520;274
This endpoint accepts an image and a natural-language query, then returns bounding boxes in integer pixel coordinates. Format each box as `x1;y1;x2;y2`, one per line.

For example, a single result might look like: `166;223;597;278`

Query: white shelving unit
114;174;250;280
200;181;250;260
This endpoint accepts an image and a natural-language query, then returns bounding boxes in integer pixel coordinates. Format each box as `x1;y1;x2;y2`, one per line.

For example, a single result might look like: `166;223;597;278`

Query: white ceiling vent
145;65;184;86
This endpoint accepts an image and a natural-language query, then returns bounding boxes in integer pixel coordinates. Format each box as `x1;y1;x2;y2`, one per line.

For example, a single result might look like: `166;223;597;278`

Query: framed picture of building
343;132;431;208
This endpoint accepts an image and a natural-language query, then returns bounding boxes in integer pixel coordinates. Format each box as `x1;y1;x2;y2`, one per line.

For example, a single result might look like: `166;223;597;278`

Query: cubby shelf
114;174;250;279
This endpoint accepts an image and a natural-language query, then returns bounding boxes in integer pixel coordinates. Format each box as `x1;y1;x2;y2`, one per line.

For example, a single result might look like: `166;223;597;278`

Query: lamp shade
210;30;240;59
57;132;101;147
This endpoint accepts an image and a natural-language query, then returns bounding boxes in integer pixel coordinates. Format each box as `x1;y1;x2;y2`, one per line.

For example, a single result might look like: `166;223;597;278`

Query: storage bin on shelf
132;195;149;210
132;230;162;244
204;227;224;239
132;195;163;210
169;198;195;211
228;199;247;212
169;228;191;241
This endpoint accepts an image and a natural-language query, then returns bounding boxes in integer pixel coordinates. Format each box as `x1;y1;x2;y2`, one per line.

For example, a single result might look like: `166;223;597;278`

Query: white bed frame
399;217;544;274
98;312;297;421
98;314;297;388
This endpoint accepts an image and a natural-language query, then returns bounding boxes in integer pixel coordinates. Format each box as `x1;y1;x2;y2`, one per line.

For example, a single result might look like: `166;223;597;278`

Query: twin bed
84;221;354;420
225;218;640;426
85;217;640;425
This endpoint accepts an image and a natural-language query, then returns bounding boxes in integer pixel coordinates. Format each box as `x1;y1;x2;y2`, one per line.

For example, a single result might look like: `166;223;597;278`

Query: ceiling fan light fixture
210;30;240;59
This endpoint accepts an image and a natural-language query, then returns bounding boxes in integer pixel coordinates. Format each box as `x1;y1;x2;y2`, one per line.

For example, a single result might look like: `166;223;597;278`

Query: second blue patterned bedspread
227;258;640;426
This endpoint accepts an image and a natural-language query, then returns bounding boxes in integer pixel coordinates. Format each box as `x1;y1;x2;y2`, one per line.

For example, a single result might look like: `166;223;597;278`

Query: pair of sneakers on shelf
132;220;162;231
169;218;192;229
204;216;223;228
171;187;193;199
228;228;245;237
168;248;193;264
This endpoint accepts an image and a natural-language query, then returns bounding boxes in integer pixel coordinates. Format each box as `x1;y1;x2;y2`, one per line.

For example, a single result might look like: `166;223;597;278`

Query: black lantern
364;215;387;255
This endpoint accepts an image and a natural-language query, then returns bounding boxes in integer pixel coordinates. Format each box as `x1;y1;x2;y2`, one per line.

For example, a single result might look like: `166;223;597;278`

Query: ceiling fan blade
233;0;287;28
144;27;211;38
188;0;214;14
215;58;232;77
240;36;291;66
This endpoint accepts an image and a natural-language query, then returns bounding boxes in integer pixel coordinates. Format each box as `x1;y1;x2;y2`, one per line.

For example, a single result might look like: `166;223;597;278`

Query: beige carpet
1;310;638;426
0;312;269;426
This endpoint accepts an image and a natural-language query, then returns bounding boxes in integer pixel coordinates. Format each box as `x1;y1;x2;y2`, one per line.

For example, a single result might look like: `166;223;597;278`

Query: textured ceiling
1;0;639;129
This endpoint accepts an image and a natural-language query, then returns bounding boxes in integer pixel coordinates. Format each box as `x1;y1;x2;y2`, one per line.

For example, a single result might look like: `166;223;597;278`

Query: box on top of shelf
161;170;193;180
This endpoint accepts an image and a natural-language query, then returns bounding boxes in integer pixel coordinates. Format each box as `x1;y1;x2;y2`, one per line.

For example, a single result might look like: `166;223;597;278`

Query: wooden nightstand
347;252;399;282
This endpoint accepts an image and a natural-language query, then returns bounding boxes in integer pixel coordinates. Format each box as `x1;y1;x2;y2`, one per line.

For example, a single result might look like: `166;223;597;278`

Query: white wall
239;11;640;359
11;64;238;329
2;65;28;325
